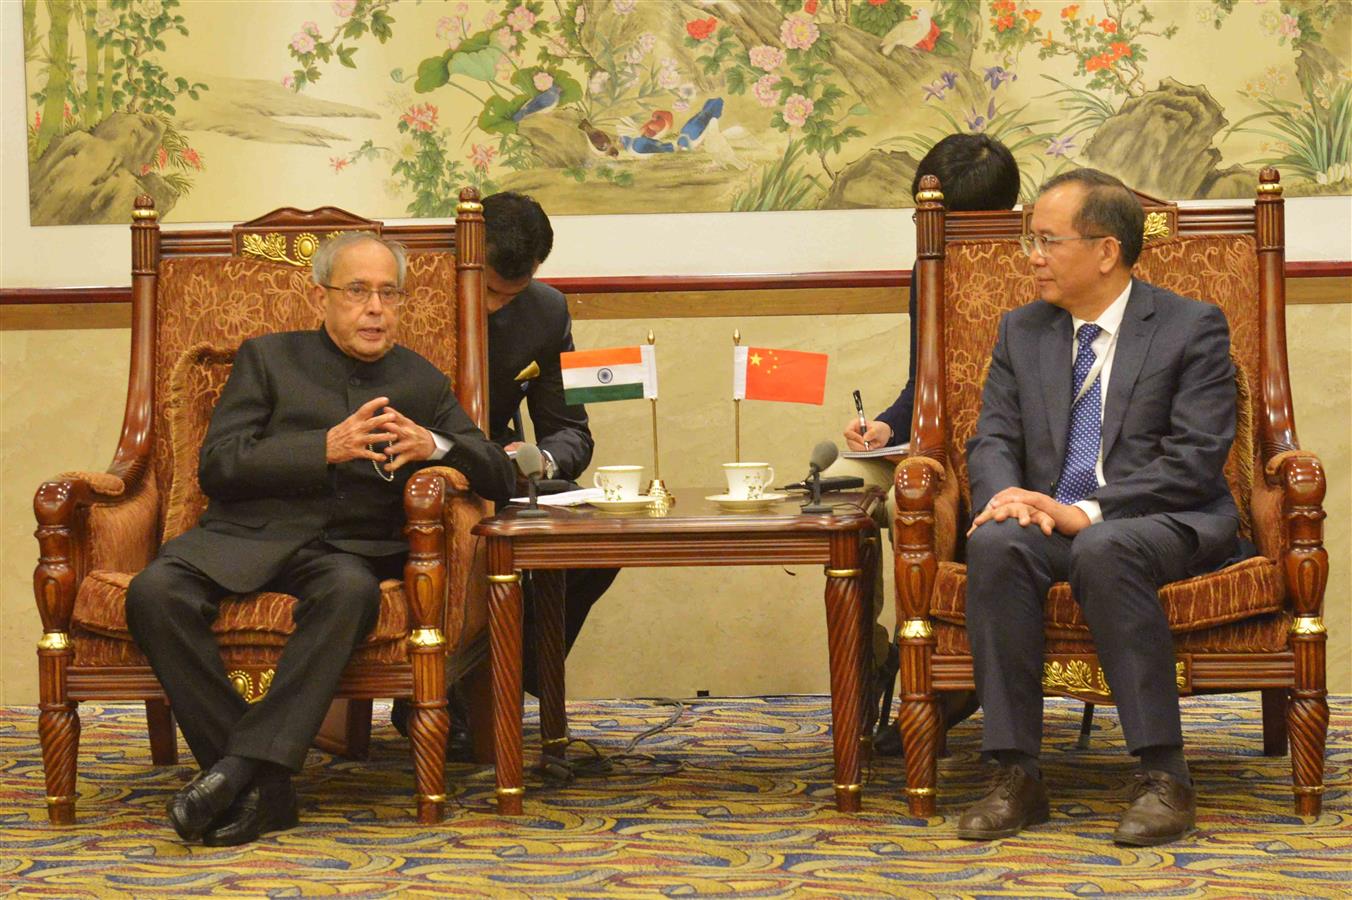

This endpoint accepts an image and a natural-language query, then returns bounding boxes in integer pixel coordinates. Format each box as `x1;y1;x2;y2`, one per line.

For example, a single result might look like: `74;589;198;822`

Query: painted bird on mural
578;118;620;157
879;6;940;56
641;110;675;138
675;97;724;150
512;84;562;122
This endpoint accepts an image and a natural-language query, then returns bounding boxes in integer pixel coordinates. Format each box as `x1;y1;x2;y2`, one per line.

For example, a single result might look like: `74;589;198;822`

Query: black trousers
520;567;619;697
965;516;1228;759
126;545;398;771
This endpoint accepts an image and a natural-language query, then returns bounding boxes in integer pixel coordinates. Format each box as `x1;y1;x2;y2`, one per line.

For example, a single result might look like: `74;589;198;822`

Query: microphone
801;441;838;514
514;443;548;517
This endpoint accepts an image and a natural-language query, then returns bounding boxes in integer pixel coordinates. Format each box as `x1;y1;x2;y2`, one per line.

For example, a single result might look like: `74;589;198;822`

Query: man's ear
1097;237;1122;275
311;283;327;306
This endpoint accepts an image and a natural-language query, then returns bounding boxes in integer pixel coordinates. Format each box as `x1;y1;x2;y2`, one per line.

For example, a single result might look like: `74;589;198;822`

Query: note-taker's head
312;232;407;363
912;133;1020;212
482;191;553;312
1026;168;1142;314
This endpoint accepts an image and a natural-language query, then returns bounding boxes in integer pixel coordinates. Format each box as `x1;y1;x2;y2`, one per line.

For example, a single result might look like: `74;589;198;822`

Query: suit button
349;377;361;385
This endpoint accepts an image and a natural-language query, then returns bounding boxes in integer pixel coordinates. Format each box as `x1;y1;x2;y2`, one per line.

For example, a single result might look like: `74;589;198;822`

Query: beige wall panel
0;327;130;705
0;305;1346;702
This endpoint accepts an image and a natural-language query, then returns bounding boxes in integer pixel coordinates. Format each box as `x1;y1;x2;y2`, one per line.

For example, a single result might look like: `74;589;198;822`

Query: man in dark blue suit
959;169;1244;846
128;233;515;844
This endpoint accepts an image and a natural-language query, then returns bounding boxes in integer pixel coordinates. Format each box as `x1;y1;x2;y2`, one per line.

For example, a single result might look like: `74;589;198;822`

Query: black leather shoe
957;764;1050;840
202;778;300;847
1113;770;1196;846
167;770;238;841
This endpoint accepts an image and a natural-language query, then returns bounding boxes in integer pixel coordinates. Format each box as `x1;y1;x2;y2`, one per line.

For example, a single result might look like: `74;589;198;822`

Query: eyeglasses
321;283;407;307
1019;233;1112;257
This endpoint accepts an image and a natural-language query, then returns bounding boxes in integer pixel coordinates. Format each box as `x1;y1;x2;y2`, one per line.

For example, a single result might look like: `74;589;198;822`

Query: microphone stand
800;467;832;514
519;474;548;518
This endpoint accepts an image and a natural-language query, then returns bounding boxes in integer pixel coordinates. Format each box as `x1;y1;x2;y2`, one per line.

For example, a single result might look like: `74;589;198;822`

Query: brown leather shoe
957;765;1050;840
1113;770;1196;846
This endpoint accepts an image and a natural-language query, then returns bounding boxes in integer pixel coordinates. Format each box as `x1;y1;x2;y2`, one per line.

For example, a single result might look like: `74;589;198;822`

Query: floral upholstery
932;232;1277;657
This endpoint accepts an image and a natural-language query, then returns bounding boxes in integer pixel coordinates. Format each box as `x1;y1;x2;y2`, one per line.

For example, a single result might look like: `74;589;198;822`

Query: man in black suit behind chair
959;168;1248;846
126;232;516;845
391;191;618;745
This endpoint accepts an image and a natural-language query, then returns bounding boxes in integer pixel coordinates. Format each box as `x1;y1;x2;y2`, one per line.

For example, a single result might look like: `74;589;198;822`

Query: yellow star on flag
749;352;763;366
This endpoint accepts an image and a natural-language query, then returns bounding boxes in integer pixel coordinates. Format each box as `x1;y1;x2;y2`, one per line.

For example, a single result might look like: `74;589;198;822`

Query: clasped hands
967;487;1091;538
326;395;435;473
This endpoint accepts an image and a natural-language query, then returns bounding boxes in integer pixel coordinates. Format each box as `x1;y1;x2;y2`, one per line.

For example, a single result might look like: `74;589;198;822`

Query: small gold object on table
644;330;674;509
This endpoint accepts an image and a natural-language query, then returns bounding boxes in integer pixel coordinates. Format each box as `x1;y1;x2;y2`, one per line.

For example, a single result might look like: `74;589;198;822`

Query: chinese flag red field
735;346;829;405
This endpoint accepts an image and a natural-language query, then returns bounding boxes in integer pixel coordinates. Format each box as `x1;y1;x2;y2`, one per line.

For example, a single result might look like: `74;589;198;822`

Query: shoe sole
957;805;1051;840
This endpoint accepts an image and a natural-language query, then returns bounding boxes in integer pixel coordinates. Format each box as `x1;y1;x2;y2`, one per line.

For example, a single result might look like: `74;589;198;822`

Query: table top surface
473;487;883;538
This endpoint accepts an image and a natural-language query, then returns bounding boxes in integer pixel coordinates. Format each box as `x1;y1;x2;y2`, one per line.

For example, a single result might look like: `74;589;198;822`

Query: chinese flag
734;346;829;405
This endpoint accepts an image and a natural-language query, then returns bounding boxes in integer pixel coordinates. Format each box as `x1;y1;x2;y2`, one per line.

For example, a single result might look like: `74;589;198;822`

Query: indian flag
561;346;658;404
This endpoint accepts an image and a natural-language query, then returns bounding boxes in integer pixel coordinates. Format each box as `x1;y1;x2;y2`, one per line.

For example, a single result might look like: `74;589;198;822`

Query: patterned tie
1055;323;1103;505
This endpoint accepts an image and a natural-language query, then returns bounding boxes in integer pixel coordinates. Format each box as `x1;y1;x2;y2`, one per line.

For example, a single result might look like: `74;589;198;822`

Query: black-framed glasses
1019;233;1113;257
321;283;407;307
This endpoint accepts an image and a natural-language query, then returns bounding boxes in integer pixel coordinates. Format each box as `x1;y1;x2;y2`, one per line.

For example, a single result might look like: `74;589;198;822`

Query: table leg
487;538;525;815
824;542;868;813
533;570;569;760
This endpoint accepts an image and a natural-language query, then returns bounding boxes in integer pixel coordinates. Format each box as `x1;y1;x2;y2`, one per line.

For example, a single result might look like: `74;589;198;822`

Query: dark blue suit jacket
966;279;1240;560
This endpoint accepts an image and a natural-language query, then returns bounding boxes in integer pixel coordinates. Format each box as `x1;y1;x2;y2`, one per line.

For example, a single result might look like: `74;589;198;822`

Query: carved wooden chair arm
33;472;159;635
1252;450;1328;618
403;466;491;653
892;455;950;625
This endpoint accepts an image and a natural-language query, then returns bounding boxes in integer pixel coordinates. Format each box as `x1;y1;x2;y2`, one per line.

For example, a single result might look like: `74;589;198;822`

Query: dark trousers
520;567;619;697
126;545;397;771
965;516;1224;759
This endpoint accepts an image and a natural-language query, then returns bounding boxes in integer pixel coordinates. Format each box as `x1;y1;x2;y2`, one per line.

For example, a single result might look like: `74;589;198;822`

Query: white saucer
588;496;657;513
706;491;789;512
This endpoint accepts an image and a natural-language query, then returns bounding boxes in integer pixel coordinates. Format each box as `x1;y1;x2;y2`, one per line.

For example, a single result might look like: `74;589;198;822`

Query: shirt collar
1072;279;1132;338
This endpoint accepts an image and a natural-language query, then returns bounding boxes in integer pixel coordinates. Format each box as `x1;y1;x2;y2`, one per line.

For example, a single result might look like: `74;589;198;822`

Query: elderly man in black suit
959;169;1245;846
127;232;515;845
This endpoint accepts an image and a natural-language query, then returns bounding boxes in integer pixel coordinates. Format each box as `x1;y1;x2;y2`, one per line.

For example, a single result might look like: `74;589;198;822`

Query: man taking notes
959;169;1247;845
127;233;515;844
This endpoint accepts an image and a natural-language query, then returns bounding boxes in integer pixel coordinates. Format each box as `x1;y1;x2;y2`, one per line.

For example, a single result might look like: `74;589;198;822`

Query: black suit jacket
162;328;516;592
966;279;1240;558
487;280;594;480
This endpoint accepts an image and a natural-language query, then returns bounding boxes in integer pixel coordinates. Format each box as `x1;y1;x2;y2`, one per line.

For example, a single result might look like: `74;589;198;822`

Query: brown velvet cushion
69;570;411;667
934;610;1292;656
940;234;1261;540
163;344;235;543
929;554;1284;637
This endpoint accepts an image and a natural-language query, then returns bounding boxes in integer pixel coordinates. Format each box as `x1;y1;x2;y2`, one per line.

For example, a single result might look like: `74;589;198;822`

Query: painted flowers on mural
22;0;1352;223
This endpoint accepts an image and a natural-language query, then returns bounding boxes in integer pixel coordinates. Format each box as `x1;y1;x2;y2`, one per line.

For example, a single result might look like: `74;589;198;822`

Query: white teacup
593;465;644;501
722;462;775;500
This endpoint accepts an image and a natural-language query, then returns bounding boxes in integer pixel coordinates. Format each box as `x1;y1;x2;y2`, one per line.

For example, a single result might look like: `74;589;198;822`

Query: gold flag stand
644;330;673;508
733;329;741;462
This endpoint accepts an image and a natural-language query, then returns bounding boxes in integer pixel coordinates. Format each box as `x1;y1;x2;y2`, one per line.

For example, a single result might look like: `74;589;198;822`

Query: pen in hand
852;389;870;450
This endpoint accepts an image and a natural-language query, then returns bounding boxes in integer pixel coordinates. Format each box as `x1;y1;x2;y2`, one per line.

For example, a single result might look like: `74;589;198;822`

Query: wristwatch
541;448;558;480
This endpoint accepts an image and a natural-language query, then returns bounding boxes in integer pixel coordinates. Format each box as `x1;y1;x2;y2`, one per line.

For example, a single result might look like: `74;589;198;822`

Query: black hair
482;191;554;280
1039;168;1145;267
910;133;1020;211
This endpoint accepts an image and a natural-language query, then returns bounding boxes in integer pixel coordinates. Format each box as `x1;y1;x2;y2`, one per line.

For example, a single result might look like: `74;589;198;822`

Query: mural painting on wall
22;0;1352;224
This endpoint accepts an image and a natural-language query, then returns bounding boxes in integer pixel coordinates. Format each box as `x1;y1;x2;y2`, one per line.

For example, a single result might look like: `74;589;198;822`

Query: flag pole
645;329;672;508
733;329;741;462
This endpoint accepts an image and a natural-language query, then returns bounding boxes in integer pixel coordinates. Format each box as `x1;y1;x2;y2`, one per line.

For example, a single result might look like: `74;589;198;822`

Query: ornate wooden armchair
893;169;1329;818
34;190;494;825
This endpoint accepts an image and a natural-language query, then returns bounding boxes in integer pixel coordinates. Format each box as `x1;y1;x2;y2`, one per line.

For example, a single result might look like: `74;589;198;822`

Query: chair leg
1289;634;1329;817
38;653;80;824
461;659;497;765
409;644;450;824
1077;703;1095;750
145;699;178;765
1261;689;1288;757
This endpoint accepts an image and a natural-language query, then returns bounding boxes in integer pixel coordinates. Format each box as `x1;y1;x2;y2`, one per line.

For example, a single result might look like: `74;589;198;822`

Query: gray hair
311;231;407;287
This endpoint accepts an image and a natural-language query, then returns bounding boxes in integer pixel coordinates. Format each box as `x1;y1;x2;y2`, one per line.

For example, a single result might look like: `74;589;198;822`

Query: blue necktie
1055;323;1103;505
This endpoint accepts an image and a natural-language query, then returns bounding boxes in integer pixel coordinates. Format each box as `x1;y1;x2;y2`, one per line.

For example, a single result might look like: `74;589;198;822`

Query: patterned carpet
1;694;1348;898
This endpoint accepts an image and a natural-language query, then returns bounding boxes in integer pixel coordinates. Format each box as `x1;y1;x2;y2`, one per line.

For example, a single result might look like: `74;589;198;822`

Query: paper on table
841;442;909;459
509;487;606;506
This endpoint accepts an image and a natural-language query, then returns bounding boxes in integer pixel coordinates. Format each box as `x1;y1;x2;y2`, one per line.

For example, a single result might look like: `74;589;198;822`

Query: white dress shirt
1067;280;1132;525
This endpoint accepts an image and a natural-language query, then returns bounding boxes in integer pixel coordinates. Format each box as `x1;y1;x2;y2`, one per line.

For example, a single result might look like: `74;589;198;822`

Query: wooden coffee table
472;486;884;814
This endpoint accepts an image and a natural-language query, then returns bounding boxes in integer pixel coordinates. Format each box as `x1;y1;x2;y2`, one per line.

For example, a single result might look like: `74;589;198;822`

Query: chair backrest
116;193;489;544
911;170;1295;544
